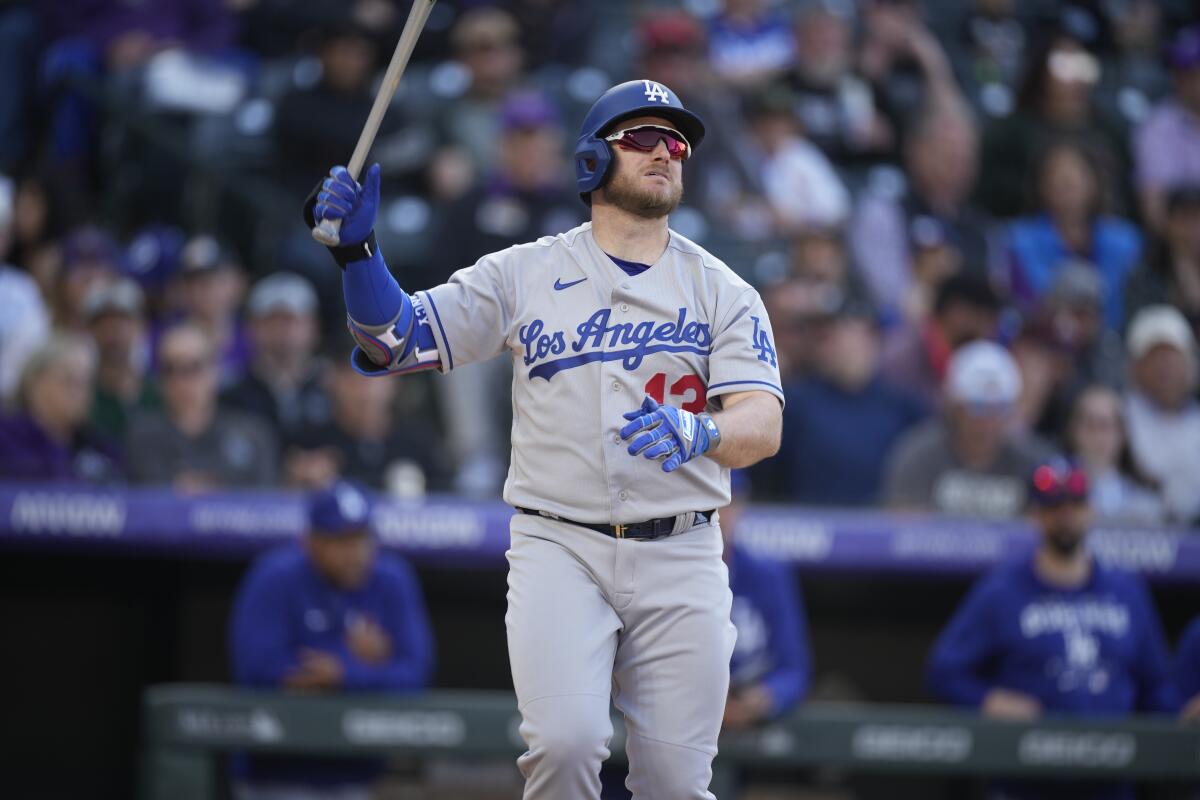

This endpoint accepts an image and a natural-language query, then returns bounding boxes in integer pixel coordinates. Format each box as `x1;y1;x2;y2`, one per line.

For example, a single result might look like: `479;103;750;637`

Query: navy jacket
927;555;1179;800
230;544;433;690
228;544;434;785
927;556;1178;715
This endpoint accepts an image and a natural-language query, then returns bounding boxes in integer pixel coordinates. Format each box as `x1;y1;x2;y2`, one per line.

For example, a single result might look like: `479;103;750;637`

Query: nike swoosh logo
553;277;588;291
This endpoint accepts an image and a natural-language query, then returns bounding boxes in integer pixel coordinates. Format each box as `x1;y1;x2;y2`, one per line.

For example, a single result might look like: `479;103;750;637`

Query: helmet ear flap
574;137;612;199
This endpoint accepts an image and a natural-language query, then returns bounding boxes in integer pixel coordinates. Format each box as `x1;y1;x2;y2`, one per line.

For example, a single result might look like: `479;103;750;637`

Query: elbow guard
347;294;441;376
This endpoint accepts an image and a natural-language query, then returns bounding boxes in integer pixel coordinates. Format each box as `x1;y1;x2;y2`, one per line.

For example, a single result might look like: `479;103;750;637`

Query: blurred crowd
2;0;1200;529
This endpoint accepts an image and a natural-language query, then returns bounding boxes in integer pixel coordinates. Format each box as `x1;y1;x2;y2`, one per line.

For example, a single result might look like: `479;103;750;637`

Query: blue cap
1168;25;1200;71
499;90;561;133
308;480;374;535
125;224;186;289
62;225;125;274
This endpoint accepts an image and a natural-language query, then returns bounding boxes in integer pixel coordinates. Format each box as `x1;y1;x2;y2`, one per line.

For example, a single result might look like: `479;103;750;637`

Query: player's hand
981;688;1042;720
620;395;719;473
314;163;381;246
346;615;392;666
723;684;773;730
283;648;345;691
1181;693;1200;723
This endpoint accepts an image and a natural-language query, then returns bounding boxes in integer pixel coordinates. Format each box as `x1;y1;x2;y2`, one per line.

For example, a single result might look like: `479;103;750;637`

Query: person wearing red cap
926;459;1179;800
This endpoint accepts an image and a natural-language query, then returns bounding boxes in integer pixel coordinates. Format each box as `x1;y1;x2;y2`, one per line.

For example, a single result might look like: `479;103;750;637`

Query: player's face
600;115;685;219
306;531;375;590
1036;501;1092;557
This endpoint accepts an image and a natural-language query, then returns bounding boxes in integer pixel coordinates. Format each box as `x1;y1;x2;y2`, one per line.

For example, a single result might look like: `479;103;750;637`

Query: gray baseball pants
506;511;736;799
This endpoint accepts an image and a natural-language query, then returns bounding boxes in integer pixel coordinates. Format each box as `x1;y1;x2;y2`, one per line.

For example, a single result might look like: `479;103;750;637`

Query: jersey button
619;303;629;313
618;490;629;501
612;434;620;444
611;381;621;392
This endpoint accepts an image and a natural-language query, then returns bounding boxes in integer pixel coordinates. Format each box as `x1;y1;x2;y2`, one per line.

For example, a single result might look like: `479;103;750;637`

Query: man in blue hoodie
926;459;1178;799
228;480;435;799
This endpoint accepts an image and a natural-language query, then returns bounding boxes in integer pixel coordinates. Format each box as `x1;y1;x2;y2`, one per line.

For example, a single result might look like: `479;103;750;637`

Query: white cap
945;340;1022;408
1126;304;1196;360
246;272;318;318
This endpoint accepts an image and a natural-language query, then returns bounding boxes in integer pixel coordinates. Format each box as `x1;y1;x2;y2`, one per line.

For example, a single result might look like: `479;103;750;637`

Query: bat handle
312;217;343;247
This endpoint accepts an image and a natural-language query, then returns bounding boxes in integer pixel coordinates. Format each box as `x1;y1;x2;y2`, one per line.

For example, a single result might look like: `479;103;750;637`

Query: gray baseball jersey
417;221;783;522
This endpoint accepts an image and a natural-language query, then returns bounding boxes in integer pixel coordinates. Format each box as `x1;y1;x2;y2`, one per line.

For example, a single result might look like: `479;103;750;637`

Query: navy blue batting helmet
574;79;705;203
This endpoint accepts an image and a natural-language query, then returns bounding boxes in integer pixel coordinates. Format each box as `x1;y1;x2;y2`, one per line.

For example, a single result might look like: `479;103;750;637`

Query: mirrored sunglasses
604;125;691;160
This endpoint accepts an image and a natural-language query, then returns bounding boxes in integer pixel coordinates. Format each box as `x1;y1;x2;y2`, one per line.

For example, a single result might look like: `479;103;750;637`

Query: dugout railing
141;684;1200;799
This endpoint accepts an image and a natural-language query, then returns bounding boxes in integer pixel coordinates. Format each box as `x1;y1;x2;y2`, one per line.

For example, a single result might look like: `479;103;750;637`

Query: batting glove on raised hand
314;163;381;246
620;395;721;473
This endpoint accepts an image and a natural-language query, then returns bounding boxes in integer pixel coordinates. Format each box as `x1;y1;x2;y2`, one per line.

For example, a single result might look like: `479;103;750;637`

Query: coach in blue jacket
228;479;434;796
926;459;1178;800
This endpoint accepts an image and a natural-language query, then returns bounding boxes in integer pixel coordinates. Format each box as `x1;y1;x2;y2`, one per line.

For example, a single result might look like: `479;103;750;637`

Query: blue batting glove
314;163;381;246
620;396;720;473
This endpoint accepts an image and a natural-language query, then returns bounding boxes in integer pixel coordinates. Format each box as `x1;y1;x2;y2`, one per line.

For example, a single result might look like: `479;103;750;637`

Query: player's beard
600;169;683;219
1044;523;1086;557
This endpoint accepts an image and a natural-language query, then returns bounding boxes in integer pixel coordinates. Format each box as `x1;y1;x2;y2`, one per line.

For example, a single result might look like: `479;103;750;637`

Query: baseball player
305;79;784;799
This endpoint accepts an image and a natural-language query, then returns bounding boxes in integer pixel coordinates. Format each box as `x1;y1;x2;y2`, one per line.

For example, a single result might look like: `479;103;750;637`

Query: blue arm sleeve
760;562;811;717
342;246;406;327
1176;617;1200;702
229;558;298;687
341;560;435;691
925;578;1001;708
1129;580;1181;714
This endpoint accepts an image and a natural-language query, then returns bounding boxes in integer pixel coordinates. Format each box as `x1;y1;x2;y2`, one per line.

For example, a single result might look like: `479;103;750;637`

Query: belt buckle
614;523;627;539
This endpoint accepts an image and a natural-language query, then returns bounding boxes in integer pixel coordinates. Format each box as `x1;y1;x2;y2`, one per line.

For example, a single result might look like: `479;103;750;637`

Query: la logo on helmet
642;80;670;104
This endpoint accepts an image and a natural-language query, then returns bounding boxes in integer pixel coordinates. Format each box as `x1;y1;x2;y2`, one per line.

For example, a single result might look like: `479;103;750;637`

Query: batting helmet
574;79;705;203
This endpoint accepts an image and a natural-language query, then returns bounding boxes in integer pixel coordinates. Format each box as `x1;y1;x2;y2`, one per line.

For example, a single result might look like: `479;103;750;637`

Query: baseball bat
312;0;438;246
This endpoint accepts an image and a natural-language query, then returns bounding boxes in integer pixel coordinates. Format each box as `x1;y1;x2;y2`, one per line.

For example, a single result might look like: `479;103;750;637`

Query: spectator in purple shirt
0;333;121;482
1134;26;1200;231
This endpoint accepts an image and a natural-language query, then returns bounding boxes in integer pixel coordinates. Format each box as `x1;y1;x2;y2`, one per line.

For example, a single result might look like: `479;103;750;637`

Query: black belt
515;507;714;540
